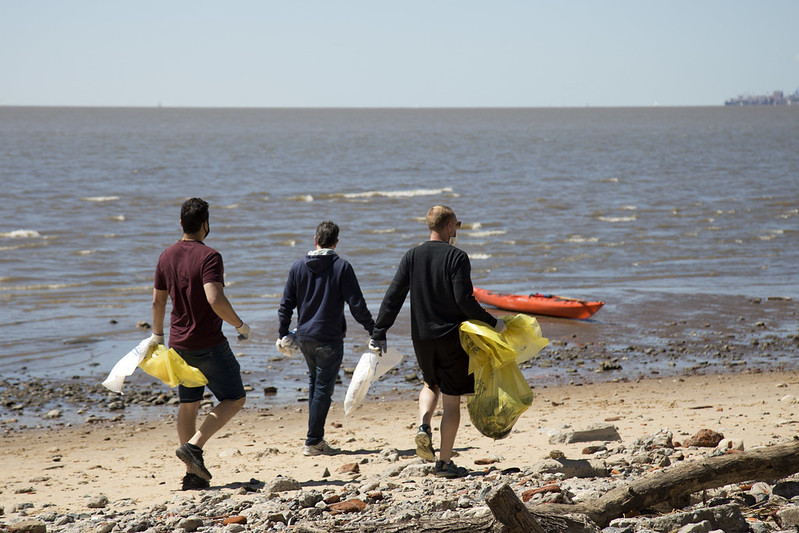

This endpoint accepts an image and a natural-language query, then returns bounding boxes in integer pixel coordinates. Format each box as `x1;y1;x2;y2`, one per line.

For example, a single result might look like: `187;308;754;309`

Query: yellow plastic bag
460;314;548;439
138;345;208;388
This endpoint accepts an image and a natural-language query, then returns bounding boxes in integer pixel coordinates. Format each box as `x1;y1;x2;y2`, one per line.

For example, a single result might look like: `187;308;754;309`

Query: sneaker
181;473;210;491
303;440;340;456
415;424;435;461
176;443;212;480
435;460;469;479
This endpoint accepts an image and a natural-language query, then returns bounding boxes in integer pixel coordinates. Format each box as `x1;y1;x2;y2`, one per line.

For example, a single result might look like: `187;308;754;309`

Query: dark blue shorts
413;329;474;396
173;341;246;403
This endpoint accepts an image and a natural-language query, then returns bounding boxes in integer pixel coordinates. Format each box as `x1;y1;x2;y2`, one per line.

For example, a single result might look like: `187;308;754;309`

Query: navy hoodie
278;250;374;343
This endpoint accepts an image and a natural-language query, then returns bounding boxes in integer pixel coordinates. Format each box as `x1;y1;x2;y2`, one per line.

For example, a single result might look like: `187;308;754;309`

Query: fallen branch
532;438;799;527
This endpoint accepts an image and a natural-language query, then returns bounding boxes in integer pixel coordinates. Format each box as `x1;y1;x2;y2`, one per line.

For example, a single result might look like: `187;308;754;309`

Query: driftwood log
531;437;799;527
322;438;799;532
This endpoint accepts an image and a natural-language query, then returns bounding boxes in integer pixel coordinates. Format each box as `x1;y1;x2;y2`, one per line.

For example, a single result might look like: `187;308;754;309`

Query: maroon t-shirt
154;240;226;350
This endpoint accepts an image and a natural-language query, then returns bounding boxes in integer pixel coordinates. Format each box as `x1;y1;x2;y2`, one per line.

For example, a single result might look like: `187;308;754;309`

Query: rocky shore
5;368;799;532
2;295;798;532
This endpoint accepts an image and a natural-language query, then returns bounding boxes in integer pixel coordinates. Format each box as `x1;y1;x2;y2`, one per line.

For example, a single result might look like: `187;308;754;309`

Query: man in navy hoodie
278;220;375;456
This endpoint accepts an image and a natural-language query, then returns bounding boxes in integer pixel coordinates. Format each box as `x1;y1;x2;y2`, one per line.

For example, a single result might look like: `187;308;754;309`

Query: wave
598;216;637;223
332;187;453;199
290;195;314;202
365;228;397;234
566;235;599;243
0;229;42;239
82;196;120;202
468;230;506;237
469;253;492;260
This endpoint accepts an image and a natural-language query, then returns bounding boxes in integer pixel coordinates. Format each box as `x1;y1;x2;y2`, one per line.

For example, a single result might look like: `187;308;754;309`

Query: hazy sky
2;0;798;108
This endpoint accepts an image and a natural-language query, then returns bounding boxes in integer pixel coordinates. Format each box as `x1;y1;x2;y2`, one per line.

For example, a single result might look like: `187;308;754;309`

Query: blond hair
426;205;456;232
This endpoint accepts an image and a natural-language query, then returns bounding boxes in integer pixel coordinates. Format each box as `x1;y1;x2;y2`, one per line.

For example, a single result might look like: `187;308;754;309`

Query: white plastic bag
275;331;300;357
102;337;155;393
344;347;403;416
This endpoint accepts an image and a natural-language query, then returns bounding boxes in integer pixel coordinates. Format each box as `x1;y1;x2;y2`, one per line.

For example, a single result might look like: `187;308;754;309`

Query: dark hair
180;198;209;234
315;220;339;248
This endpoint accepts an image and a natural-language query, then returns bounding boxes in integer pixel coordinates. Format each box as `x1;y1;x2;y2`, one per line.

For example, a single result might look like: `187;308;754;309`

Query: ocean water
1;106;797;405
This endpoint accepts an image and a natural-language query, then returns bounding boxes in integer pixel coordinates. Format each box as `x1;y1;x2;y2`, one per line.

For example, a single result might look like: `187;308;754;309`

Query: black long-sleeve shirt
373;240;497;342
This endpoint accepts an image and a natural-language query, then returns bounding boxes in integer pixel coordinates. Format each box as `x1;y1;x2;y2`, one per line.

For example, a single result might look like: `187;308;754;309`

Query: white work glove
235;322;251;341
148;333;164;348
275;334;300;357
369;338;387;356
493;318;506;334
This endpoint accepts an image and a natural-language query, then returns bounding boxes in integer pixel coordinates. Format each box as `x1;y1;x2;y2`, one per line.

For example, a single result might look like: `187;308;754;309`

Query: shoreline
3;369;799;517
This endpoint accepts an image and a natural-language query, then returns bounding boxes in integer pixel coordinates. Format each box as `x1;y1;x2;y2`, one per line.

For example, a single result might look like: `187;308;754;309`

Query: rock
336;462;360;474
773;481;799;499
582;445;607;454
87;494;109;508
675;520;712;533
684;429;724;448
776;505;799;528
265;475;301;493
297;490;324;508
714;438;744;454
530;457;608;478
549;423;621;444
328;498;367;515
222;515;247;525
611;502;747;533
218;447;241;457
401;463;436;477
521;483;560;502
43;409;61;419
94;522;115;533
178;516;204;531
6;520;47;533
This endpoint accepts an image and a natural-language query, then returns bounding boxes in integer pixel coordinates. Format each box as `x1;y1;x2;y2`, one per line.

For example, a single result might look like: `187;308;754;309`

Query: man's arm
204;282;245;328
152;288;168;335
451;255;498;328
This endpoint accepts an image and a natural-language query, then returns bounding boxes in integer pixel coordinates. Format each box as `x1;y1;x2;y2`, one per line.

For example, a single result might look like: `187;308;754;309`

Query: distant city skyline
2;0;798;108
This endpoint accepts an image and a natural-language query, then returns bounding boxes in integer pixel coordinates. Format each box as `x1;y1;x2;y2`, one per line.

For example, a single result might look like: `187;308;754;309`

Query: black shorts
413;329;474;396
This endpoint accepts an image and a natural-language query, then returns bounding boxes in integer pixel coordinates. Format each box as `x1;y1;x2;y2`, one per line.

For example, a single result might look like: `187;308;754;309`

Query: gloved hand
275;334;299;357
236;322;251;341
369;338;387;356
493;318;507;334
148;333;164;347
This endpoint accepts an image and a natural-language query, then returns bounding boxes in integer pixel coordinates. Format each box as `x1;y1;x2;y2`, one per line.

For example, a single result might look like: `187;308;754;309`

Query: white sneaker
303;440;340;456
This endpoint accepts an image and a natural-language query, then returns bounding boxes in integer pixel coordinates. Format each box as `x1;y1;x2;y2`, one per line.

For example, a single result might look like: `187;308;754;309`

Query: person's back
151;197;251;490
155;240;225;350
371;205;504;478
394;240;491;341
278;220;374;456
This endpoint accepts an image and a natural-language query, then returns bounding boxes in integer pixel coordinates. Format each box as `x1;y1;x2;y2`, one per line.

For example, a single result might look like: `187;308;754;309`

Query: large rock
684;429;724;448
265;475;301;493
549;424;621;444
610;502;747;533
530;457;608;478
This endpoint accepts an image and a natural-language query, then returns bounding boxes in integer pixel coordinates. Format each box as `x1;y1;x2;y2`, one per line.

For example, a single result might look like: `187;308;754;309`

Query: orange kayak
473;287;604;319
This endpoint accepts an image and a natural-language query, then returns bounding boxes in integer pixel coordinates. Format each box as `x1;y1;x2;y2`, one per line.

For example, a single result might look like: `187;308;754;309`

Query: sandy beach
3;369;799;520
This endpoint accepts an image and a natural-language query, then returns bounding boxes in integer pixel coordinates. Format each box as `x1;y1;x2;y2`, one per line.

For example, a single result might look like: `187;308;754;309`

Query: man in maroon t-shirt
152;197;251;490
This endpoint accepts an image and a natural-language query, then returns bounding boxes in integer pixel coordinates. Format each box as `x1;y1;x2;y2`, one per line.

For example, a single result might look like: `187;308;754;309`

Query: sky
2;0;798;108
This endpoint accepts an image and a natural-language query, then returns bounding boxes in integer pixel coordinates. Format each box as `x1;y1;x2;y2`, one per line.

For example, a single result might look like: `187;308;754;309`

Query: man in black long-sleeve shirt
370;205;505;478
